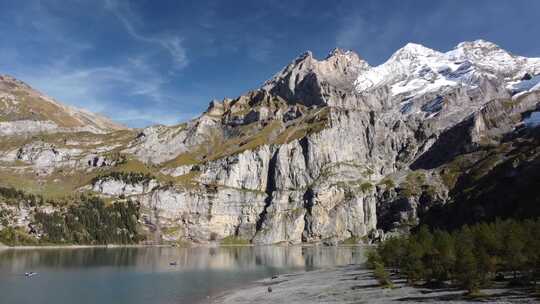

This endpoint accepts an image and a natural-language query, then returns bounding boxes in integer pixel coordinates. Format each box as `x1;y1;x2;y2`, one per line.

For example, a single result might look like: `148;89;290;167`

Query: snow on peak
456;39;500;51
447;40;510;63
354;42;453;94
354;40;540;97
262;40;540;111
390;43;441;60
448;39;540;79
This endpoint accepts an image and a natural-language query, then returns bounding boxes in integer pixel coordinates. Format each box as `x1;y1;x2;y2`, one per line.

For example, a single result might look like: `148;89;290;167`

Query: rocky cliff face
1;40;540;245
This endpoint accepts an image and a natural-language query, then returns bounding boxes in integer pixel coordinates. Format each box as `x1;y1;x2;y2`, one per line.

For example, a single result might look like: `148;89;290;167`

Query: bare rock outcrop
2;40;540;245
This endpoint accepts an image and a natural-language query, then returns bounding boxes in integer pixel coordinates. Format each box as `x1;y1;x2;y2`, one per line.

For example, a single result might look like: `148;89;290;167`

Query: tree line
91;172;154;186
0;195;144;245
0;186;44;206
367;218;540;294
34;196;143;244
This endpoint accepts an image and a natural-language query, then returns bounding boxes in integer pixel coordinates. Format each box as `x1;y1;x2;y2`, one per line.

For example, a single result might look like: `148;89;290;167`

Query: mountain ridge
0;39;539;246
0;74;126;136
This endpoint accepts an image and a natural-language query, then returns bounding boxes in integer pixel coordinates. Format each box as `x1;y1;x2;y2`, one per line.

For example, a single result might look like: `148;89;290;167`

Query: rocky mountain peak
447;40;540;80
455;39;502;52
326;47;349;57
448;39;512;62
2;39;540;247
324;48;370;72
354;43;448;94
354;40;540;97
298;50;314;60
262;48;369;106
326;47;363;61
278;51;315;70
0;74;33;91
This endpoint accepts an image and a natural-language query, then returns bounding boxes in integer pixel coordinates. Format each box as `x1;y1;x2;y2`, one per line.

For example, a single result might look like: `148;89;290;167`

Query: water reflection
0;246;365;272
0;246;366;304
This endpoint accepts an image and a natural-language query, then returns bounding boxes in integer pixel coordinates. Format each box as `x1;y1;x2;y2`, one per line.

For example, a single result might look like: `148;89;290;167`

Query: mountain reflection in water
0;246;366;304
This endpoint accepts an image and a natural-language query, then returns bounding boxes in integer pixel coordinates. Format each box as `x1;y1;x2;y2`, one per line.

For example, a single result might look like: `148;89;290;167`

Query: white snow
391;77;457;96
354;40;540;98
354;43;470;96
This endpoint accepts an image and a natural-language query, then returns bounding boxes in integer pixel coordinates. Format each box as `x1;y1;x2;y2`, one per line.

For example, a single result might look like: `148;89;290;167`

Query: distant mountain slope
0;75;126;135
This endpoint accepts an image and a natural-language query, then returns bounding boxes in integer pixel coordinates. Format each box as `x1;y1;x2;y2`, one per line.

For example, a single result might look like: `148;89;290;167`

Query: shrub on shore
373;261;393;288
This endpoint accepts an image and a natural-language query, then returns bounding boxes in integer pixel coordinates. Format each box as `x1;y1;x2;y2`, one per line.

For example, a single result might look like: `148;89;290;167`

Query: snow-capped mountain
355;40;540;98
1;40;540;246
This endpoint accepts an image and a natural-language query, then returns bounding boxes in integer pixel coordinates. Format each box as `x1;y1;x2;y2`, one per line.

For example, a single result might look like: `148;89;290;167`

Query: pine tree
402;238;425;284
429;230;456;283
502;221;526;280
455;243;480;294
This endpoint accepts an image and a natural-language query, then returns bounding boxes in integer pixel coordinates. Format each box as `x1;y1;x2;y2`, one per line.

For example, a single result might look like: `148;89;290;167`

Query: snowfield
354;40;540;99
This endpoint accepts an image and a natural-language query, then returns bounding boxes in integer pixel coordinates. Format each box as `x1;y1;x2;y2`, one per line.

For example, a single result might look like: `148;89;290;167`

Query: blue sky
1;0;539;127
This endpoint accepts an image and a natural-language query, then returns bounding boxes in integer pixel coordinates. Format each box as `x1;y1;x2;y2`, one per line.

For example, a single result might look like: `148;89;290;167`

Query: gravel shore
211;265;538;304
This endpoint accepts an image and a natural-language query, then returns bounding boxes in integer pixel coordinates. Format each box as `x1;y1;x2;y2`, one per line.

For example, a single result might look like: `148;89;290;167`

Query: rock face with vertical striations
1;40;540;245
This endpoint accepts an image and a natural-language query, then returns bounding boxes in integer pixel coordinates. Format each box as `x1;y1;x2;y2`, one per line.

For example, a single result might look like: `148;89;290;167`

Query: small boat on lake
24;272;38;278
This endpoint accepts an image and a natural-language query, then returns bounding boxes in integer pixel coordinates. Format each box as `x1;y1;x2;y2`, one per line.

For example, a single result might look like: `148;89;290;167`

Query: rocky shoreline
210;265;538;304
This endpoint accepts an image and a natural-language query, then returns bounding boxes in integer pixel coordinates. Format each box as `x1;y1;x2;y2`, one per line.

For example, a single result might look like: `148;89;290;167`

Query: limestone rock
2;40;540;245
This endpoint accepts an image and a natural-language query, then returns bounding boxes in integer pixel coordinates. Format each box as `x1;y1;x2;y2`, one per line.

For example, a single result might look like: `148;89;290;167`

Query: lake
0;246;366;304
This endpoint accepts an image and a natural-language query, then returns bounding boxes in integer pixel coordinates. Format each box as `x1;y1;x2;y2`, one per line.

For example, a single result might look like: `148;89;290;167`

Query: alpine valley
1;40;540;246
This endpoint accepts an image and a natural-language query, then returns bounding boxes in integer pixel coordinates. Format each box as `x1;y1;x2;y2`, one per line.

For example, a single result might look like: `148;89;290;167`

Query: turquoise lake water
0;246;365;304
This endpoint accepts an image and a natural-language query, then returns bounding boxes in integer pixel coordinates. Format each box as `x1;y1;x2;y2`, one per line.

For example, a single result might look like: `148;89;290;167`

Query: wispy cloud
334;1;540;65
3;0;537;129
0;1;194;127
112;108;197;127
335;6;408;65
104;0;188;69
15;57;179;124
247;36;274;62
